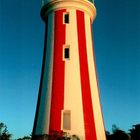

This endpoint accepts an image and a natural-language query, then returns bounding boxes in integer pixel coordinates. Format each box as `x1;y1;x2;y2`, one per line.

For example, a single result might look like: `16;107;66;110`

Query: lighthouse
32;0;106;139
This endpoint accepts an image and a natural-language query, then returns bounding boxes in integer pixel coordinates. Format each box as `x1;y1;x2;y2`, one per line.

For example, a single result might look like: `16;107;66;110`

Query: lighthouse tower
32;0;106;139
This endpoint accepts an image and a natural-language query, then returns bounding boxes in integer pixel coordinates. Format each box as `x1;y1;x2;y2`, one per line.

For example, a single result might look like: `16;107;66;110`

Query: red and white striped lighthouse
32;0;106;139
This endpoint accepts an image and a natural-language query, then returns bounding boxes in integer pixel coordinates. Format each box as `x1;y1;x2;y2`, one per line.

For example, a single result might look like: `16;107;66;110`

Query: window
63;45;70;60
62;110;71;130
64;48;69;59
63;12;69;24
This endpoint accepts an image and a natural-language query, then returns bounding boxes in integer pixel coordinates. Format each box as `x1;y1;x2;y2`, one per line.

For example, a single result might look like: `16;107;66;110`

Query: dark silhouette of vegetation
106;124;131;140
1;121;140;140
17;135;31;140
31;130;80;140
0;122;12;140
129;124;140;140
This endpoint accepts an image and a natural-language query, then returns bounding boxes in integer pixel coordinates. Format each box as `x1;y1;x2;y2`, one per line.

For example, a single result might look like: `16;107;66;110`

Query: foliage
106;124;130;140
47;130;80;140
129;124;140;140
31;130;80;140
16;135;31;140
0;122;12;140
1;121;140;140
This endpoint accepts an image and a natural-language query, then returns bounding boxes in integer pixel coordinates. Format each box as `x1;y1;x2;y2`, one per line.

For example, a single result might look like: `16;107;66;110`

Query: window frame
63;12;69;24
61;110;71;130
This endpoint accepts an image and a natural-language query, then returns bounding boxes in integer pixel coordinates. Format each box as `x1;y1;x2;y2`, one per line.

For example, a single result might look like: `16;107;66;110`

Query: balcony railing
42;0;94;6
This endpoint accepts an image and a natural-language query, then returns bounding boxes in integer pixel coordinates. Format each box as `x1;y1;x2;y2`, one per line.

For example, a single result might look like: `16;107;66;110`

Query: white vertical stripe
84;13;106;140
63;9;85;139
43;12;54;134
35;13;54;135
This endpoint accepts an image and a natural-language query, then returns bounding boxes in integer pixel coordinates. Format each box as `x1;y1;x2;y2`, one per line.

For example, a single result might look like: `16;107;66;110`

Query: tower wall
32;0;106;140
33;12;55;135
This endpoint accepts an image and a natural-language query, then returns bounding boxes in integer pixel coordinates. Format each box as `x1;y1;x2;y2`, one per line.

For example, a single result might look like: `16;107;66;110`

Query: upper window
64;48;70;59
63;12;69;24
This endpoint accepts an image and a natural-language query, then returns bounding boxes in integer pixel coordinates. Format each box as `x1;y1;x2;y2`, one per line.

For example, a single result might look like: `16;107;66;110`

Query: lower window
62;110;71;130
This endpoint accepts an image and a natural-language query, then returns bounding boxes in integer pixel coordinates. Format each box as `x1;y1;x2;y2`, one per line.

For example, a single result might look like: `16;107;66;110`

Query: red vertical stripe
49;10;66;133
77;10;97;140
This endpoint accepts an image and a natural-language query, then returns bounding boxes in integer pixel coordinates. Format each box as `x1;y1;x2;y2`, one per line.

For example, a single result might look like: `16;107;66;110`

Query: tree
17;135;31;140
106;125;130;140
31;131;80;140
0;122;12;140
112;129;130;140
129;124;140;140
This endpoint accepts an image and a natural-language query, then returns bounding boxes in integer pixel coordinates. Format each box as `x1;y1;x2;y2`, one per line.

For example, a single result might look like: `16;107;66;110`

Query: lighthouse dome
42;0;94;6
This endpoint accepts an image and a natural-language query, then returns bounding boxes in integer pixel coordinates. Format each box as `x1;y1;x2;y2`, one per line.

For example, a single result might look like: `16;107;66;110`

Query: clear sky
0;0;140;139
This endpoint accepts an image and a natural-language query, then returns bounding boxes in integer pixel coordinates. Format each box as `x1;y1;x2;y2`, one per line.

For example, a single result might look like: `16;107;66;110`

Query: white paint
35;13;54;135
41;0;96;22
37;0;106;139
43;12;54;134
63;9;85;139
84;13;106;140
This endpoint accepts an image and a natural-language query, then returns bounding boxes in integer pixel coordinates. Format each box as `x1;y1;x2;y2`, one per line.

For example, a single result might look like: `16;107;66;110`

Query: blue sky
0;0;140;139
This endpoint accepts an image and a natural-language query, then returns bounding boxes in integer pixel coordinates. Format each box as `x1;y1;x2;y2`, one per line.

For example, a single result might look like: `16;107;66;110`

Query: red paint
49;10;66;133
77;10;97;140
